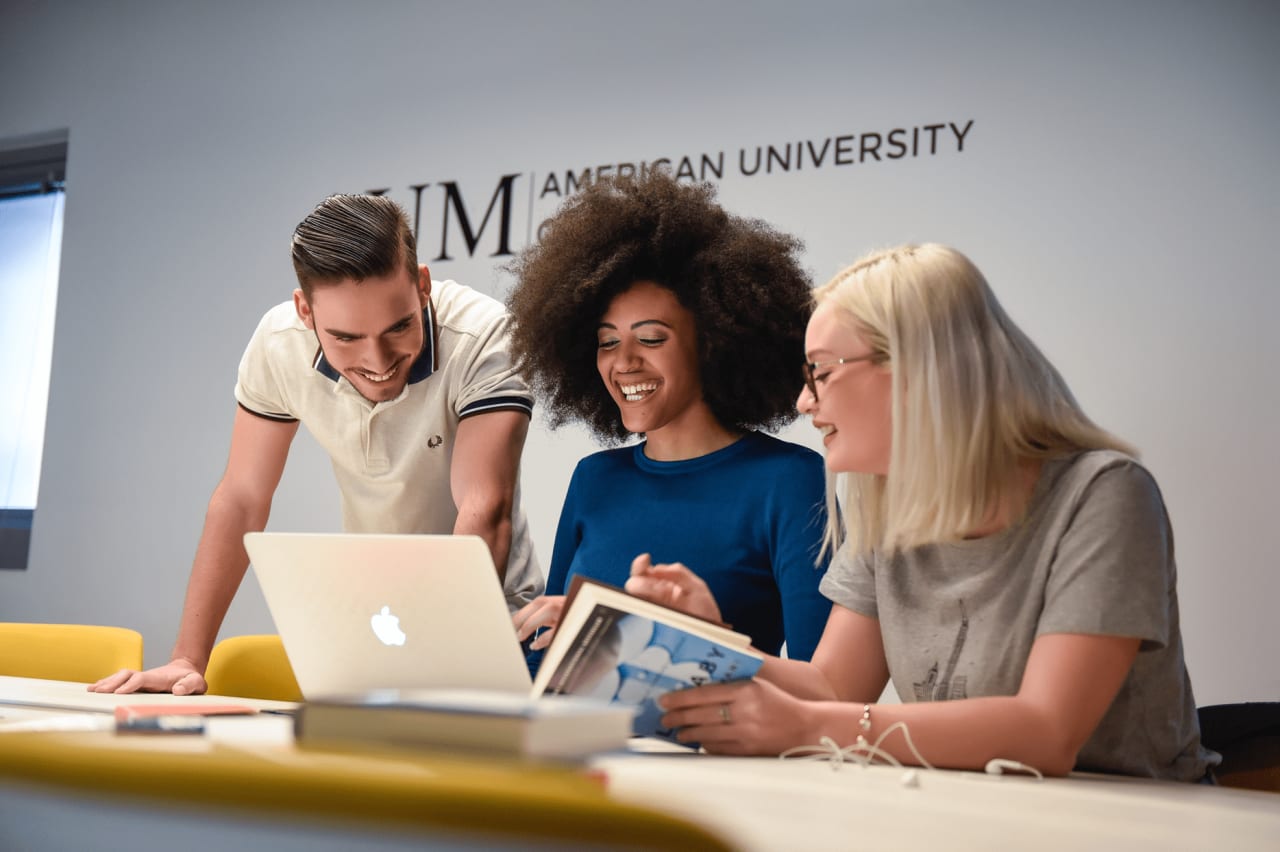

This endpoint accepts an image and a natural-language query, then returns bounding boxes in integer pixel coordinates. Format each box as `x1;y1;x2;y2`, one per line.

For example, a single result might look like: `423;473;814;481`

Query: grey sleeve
818;543;880;618
1036;462;1173;650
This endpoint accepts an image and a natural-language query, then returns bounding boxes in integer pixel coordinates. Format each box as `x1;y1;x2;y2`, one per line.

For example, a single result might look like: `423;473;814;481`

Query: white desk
3;676;1277;851
595;751;1280;851
0;676;728;851
0;672;297;717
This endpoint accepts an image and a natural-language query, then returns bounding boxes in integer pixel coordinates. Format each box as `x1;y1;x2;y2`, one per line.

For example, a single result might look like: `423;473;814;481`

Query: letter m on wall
434;173;520;260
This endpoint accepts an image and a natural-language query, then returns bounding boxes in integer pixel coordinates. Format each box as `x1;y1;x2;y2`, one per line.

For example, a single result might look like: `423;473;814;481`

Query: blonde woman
628;244;1219;781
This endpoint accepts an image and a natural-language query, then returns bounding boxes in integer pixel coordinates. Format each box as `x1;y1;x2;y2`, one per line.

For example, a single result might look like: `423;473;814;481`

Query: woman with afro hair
509;171;831;673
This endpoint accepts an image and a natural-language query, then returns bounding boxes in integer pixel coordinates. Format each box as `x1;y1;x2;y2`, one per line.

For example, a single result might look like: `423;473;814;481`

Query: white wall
0;0;1275;705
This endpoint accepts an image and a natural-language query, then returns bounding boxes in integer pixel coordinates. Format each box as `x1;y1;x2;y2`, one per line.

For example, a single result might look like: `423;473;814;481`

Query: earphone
984;758;1045;780
780;729;1045;783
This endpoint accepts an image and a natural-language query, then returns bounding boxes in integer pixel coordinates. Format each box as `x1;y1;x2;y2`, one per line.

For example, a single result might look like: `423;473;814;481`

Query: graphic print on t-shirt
913;599;969;701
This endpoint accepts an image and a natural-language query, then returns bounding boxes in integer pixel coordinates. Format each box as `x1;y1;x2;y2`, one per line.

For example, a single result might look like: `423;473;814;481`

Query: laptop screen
244;532;533;698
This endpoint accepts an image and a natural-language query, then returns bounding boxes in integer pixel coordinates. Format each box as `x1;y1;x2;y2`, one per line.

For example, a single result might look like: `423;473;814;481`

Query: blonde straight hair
814;244;1134;558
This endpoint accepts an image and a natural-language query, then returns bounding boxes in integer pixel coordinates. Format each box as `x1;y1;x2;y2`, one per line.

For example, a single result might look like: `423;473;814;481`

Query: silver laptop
244;532;533;698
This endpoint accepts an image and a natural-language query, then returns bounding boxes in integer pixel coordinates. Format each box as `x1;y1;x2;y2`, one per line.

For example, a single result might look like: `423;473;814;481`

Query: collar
312;304;436;385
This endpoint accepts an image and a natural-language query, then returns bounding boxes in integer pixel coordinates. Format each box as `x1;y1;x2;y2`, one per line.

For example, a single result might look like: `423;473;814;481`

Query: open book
531;577;764;743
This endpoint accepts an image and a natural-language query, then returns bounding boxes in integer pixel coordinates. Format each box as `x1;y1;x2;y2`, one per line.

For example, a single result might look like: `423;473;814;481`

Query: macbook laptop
244;532;533;698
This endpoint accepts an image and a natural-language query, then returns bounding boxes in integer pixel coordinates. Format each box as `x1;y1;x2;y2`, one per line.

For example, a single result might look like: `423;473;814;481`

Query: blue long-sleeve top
531;432;831;674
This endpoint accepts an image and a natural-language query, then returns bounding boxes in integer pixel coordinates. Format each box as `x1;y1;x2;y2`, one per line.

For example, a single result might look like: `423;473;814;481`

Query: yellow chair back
0;622;143;682
204;634;302;702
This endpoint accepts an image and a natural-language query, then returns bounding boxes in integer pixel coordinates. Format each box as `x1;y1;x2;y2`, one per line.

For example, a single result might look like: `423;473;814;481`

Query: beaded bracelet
857;703;872;744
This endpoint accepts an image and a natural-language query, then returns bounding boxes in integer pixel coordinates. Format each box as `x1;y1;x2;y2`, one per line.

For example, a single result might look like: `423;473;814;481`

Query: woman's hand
512;595;565;651
658;678;820;756
624;553;724;624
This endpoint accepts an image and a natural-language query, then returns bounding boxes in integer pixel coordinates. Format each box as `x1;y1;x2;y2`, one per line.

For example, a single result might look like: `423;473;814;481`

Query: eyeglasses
802;354;880;403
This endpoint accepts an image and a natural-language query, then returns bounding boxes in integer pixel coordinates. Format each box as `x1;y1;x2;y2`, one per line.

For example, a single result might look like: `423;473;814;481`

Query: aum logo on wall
371;120;974;264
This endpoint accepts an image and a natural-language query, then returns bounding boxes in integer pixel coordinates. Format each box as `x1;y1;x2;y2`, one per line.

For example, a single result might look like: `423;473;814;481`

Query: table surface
3;676;1278;851
0;676;729;850
596;750;1280;851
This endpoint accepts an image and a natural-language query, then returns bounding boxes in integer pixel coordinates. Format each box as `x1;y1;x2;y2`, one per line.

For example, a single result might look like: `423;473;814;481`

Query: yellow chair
204;634;302;701
0;622;143;683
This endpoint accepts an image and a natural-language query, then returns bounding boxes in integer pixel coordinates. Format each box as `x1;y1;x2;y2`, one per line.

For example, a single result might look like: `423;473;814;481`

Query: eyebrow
597;319;675;332
323;312;417;339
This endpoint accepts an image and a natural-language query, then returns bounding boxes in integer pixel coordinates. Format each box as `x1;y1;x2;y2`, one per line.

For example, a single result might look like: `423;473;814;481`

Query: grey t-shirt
820;450;1218;781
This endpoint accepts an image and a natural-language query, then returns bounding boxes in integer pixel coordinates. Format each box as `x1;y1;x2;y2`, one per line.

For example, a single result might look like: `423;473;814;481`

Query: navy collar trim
313;305;436;385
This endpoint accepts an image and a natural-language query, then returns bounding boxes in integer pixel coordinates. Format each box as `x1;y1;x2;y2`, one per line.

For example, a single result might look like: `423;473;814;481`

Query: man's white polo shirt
233;279;542;609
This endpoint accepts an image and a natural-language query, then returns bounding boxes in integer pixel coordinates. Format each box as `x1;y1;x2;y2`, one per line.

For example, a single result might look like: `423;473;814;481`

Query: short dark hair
290;194;418;298
506;171;812;443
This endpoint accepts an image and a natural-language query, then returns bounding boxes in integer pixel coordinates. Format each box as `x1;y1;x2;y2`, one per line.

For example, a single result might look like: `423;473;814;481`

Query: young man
92;194;542;695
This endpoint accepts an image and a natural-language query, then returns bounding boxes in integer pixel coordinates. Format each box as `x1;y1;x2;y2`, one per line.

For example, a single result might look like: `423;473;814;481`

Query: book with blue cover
530;578;763;743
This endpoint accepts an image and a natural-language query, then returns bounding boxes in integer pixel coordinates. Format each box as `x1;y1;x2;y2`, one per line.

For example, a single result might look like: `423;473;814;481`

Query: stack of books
296;689;631;761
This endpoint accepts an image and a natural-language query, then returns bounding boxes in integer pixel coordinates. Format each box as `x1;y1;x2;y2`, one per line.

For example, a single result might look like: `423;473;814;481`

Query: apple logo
370;605;407;646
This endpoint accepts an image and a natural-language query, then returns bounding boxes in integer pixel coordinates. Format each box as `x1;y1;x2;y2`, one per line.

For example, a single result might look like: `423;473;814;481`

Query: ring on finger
719;703;732;724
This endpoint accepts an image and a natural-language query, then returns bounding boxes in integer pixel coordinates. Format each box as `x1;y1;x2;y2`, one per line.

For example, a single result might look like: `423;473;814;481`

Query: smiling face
596;281;709;442
294;266;430;403
797;303;894;475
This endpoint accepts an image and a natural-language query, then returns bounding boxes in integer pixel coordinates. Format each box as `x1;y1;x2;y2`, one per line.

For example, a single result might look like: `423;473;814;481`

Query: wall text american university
369;120;974;262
